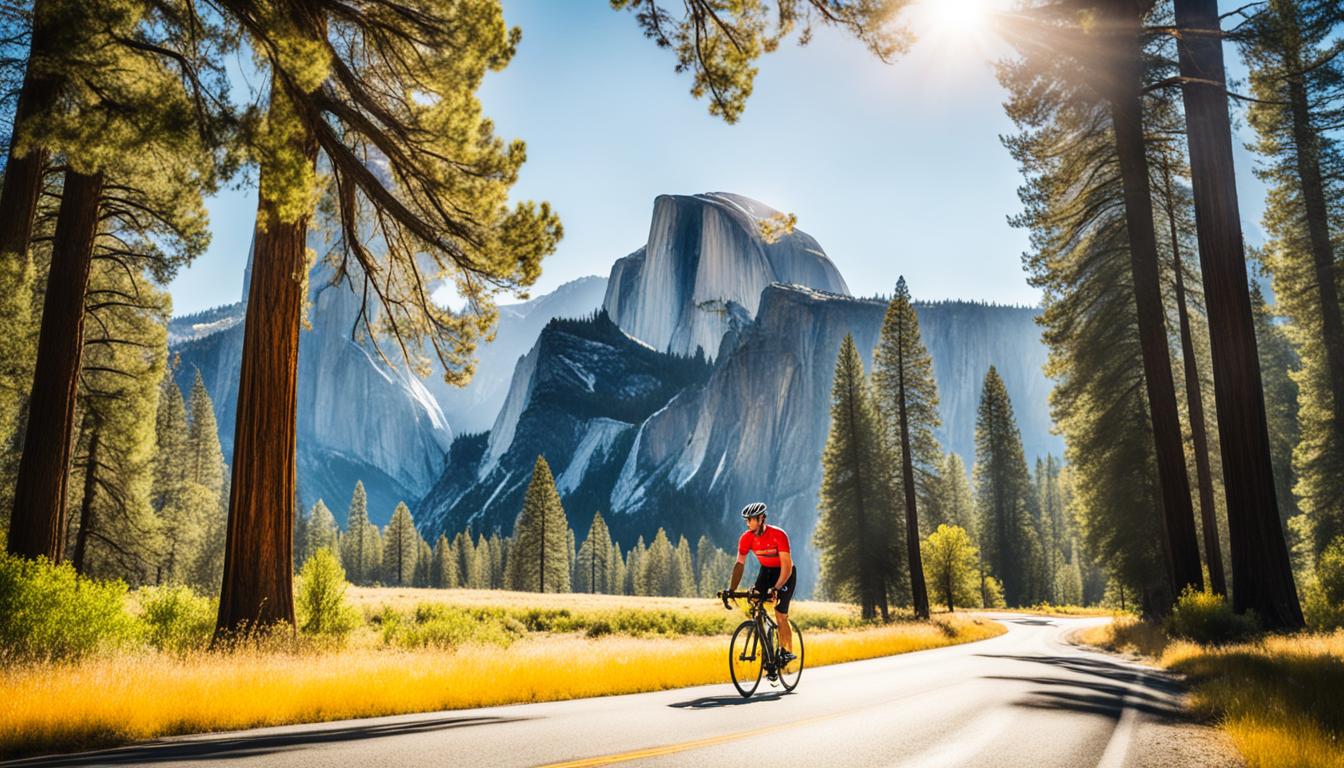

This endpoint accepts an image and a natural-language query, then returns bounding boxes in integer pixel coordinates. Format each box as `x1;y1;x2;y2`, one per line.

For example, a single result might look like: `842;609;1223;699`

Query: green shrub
1300;575;1344;632
136;585;215;654
389;603;518;649
295;548;357;644
1166;586;1259;645
0;552;136;663
1316;537;1344;606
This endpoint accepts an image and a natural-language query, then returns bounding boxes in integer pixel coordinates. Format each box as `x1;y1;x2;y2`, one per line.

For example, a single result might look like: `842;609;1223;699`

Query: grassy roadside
1077;618;1344;768
1;604;1002;760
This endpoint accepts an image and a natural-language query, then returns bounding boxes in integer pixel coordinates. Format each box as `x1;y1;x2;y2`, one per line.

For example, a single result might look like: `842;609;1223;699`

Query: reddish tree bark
1173;0;1303;629
71;416;100;572
0;0;59;264
213;82;318;639
8;169;104;561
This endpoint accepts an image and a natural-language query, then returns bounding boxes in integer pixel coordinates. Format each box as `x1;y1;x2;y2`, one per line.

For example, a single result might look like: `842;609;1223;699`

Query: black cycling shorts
754;565;798;614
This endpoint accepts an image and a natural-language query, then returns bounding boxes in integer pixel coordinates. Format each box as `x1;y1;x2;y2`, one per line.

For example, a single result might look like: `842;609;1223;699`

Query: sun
909;0;1001;52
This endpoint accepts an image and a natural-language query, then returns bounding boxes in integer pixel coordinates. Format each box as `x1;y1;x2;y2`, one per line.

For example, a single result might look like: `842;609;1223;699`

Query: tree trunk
72;415;100;573
1102;0;1205;600
897;322;931;619
1162;167;1227;596
1275;0;1344;446
1173;0;1304;629
8;169;104;561
0;1;59;264
213;86;316;638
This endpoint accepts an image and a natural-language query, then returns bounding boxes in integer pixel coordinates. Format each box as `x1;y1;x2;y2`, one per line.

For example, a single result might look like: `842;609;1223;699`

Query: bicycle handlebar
716;589;768;610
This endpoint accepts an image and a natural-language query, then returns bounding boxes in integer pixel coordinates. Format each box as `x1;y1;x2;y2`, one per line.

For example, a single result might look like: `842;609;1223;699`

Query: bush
1166;587;1259;645
295;548;357;644
136;585;215;654
387;604;518;649
0;552;137;663
1316;537;1344;605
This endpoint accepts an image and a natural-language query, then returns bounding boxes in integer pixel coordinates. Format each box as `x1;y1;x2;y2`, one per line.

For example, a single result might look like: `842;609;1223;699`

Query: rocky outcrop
603;193;848;359
414;311;712;539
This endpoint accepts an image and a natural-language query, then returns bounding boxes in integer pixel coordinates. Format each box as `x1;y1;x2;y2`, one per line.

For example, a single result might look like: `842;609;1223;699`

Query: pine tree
1001;8;1186;614
413;538;432;588
302;500;339;567
613;0;913;124
575;512;614;594
974;367;1035;607
1174;0;1303;628
673;536;696;597
151;372;195;582
186;371;225;498
872;275;938;618
933;453;975;532
626;536;646;596
214;0;562;638
340;481;370;583
1241;0;1344;563
1252;285;1306;560
431;534;459;589
1092;0;1204;599
8;1;229;565
611;542;628;596
382;503;419;587
507;456;570;593
815;334;904;620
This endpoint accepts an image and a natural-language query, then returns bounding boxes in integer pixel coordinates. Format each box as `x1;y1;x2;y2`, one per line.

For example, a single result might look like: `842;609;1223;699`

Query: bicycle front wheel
729;620;763;698
775;619;804;691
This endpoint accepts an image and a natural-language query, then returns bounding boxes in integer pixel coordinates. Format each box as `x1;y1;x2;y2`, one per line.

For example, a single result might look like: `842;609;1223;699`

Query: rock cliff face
603;193;849;359
422;276;609;435
169;262;605;526
414;311;712;539
171;259;453;524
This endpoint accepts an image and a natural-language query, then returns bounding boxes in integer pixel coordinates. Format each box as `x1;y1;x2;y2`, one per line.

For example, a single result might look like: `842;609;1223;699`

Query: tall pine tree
815;334;904;620
506;456;570;593
382;502;419;587
872;275;938;619
973;367;1035;607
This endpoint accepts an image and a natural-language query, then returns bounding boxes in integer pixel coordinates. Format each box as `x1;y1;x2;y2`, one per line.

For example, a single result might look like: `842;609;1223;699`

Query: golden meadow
1;584;1004;760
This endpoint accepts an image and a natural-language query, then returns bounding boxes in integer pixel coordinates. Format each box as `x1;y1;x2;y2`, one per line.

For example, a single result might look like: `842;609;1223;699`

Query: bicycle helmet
740;502;767;519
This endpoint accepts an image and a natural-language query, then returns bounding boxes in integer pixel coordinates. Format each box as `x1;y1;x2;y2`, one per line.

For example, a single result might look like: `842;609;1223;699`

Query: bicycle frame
724;591;779;669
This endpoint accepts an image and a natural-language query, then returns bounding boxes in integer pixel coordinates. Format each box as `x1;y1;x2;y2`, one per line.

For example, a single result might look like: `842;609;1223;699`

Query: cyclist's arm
774;551;793;591
728;553;746;591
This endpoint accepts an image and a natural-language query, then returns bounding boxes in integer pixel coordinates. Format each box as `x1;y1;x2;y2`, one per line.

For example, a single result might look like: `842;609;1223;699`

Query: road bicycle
716;589;805;698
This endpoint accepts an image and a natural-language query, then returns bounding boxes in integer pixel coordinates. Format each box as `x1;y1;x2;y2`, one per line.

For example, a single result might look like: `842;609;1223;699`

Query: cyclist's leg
775;567;798;652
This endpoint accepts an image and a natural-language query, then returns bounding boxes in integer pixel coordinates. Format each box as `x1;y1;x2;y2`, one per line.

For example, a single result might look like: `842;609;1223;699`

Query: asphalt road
8;614;1238;768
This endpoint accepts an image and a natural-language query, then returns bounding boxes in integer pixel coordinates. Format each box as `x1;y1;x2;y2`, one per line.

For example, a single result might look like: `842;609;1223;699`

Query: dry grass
1082;619;1344;768
0;613;1002;760
996;603;1123;618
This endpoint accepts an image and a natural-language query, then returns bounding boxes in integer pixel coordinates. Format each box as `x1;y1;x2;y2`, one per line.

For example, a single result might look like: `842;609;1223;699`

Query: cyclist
727;501;798;668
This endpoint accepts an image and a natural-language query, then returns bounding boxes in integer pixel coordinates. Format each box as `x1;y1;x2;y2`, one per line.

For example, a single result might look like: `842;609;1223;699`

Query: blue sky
166;0;1269;316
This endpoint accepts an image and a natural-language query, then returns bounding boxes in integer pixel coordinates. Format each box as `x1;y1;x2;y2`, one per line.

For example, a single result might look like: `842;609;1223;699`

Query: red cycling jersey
738;524;791;568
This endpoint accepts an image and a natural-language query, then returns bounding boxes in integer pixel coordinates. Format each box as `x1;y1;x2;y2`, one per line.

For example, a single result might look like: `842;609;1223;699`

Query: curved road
8;614;1239;768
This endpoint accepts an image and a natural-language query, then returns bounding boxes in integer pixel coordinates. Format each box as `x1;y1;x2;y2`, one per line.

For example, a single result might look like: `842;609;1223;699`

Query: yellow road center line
536;676;968;768
536;706;854;768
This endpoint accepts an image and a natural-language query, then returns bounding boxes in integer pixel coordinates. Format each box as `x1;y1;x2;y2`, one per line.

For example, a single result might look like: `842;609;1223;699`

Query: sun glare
910;0;1002;54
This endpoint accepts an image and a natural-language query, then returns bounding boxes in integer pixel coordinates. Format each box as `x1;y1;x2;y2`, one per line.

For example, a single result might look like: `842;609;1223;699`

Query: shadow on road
7;715;528;767
976;653;1192;722
668;691;789;709
1007;619;1056;626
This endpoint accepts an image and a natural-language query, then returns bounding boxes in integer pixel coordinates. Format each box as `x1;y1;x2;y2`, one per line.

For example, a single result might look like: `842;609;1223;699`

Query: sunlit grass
1081;618;1344;768
0;612;1002;760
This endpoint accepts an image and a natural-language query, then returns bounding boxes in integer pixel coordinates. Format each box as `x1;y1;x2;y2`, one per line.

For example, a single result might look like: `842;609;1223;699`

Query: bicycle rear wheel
729;620;763;698
775;619;804;691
